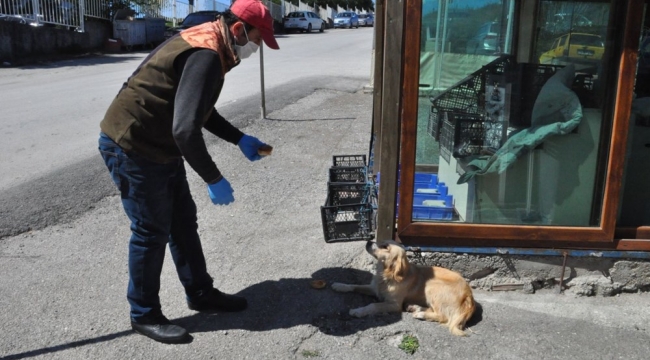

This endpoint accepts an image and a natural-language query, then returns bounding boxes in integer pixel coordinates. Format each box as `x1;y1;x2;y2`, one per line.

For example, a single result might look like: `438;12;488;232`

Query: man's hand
207;177;235;205
237;134;267;161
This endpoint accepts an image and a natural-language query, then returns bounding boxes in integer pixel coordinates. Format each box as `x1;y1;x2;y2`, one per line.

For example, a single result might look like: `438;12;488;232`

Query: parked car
358;13;374;27
539;32;604;71
333;12;359;29
465;21;501;54
283;11;325;33
164;11;220;39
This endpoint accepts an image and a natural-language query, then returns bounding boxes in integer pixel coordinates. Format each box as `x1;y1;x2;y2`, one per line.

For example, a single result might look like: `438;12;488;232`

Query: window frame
396;0;641;248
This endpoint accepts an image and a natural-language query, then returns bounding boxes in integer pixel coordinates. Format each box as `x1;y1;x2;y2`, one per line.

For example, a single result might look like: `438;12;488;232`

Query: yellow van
539;33;604;70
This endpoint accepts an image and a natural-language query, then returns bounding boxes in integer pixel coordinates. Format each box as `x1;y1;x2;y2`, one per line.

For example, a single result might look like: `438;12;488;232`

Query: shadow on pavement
264;116;356;122
2;267;484;359
16;52;148;69
1;330;136;360
177;267;401;336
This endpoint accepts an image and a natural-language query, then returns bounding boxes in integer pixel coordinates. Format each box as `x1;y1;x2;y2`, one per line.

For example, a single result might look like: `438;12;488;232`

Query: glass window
414;0;614;226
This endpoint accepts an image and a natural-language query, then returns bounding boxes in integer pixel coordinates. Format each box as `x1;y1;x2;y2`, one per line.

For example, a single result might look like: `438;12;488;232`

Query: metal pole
31;0;40;27
173;0;177;27
259;44;266;119
78;0;85;32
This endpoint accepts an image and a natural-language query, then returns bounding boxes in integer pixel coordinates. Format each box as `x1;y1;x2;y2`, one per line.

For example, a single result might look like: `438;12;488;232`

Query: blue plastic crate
412;205;454;220
412;194;454;220
377;171;438;187
415;182;448;196
413;192;451;205
414;173;438;184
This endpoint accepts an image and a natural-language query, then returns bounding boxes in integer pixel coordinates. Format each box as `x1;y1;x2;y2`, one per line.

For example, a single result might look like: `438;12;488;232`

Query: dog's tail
447;292;476;336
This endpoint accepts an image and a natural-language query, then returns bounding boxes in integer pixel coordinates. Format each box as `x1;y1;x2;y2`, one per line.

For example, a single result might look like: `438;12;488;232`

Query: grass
398;334;420;355
301;349;320;358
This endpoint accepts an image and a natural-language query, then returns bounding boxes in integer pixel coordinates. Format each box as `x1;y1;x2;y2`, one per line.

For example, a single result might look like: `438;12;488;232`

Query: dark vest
100;35;218;163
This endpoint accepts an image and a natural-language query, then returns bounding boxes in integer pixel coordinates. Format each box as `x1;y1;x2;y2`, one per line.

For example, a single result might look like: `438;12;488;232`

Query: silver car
283;11;325;33
358;14;374;27
333;12;359;29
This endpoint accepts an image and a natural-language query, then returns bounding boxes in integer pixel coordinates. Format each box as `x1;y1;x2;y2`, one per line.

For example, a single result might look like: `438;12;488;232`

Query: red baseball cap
230;0;280;50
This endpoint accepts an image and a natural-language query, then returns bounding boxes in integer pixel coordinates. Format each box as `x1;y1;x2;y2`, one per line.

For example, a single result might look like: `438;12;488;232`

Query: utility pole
259;45;266;119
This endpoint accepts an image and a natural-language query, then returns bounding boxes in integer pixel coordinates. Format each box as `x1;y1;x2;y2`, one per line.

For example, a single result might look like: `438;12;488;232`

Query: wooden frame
392;0;644;248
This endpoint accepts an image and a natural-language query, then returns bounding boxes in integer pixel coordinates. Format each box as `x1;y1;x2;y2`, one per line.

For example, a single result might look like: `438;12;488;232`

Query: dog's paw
349;308;366;318
412;311;427;320
405;304;424;313
331;283;350;292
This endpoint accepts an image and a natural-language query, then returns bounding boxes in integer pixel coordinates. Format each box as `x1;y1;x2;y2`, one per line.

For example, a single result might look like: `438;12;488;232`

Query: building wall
0;19;111;65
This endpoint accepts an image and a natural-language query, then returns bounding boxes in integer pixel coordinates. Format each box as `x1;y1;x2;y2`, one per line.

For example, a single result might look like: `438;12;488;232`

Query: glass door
398;0;637;245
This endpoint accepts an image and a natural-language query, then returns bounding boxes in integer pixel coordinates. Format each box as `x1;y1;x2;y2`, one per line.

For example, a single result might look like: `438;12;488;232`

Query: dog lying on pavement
332;240;476;336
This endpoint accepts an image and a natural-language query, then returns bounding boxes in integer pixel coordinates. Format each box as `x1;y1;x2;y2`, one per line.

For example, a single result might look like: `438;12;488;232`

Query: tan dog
332;240;476;336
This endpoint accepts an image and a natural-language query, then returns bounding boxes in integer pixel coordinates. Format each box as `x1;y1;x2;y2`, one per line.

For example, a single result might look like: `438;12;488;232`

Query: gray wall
0;20;111;65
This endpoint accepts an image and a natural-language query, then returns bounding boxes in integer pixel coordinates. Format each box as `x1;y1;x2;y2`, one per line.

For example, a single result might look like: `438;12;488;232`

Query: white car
283;11;325;33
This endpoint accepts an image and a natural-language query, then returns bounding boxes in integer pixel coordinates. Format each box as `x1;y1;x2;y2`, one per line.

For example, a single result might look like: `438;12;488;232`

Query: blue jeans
98;133;213;321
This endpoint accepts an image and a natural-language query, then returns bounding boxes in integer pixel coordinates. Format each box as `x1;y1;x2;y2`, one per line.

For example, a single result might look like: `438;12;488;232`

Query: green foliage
301;349;320;358
398;334;420;355
106;0;131;19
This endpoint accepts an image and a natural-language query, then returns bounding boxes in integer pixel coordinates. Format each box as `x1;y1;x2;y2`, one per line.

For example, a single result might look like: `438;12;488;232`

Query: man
98;0;279;344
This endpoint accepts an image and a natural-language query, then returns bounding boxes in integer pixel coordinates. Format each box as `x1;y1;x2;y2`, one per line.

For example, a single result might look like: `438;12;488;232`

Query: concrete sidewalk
1;83;650;360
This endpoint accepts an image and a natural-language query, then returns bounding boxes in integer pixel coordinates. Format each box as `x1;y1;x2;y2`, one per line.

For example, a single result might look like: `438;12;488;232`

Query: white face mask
234;26;259;59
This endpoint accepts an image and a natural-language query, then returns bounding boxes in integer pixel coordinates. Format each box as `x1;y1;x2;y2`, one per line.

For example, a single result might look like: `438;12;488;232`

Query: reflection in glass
619;1;650;227
414;0;613;226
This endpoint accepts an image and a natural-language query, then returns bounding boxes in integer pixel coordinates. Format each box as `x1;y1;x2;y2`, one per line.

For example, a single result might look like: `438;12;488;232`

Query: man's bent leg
167;162;247;312
167;162;213;295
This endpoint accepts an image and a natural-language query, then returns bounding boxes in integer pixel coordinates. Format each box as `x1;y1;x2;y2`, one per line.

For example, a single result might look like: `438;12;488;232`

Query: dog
332;240;476;336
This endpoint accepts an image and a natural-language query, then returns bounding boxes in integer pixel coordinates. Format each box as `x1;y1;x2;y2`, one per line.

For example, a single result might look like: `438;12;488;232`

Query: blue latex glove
238;134;265;162
207;177;235;205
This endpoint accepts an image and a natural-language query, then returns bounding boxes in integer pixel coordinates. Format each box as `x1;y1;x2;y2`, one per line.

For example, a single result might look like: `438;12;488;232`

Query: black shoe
187;288;248;312
131;315;191;344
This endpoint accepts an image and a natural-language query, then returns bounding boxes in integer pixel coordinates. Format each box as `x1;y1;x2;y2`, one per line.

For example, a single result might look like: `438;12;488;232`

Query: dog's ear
386;251;409;282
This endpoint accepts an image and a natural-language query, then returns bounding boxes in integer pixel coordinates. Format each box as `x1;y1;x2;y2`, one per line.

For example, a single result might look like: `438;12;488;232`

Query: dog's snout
365;240;376;254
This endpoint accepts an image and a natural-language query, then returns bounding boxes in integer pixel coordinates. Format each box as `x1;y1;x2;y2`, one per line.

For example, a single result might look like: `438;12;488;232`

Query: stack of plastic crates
321;155;376;243
427;55;515;141
375;171;455;221
412;173;454;220
430;57;565;163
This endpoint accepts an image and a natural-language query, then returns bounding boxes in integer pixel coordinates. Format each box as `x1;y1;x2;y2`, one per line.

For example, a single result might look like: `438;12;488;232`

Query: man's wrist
208;174;223;185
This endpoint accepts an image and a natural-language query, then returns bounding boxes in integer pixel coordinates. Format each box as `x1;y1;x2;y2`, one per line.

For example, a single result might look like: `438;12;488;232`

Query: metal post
259;44;266;119
173;0;177;27
31;0;40;27
78;0;85;32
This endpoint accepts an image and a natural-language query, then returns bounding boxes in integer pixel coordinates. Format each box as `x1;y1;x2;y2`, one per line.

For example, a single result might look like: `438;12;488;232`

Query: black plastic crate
326;183;371;206
427;55;515;141
439;114;455;163
332;154;366;167
321;203;374;242
329;166;368;183
427;106;443;141
450;112;507;158
321;182;374;242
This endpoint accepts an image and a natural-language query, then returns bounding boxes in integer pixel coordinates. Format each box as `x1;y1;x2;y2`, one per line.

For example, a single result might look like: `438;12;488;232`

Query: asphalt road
2;27;650;359
0;26;374;239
